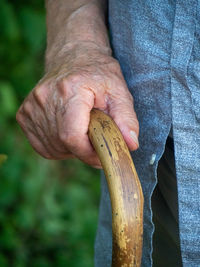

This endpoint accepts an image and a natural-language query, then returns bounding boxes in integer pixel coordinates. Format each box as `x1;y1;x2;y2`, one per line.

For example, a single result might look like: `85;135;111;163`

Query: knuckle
59;132;68;144
67;73;83;85
33;86;46;105
16;110;22;122
57;79;68;96
23;101;32;116
59;132;77;147
16;110;24;125
58;76;81;97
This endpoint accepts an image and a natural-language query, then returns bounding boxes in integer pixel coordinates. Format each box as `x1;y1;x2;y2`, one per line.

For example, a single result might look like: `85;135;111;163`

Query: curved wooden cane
88;109;144;267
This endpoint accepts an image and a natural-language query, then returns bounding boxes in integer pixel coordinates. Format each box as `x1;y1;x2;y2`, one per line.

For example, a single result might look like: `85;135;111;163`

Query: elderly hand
16;43;139;168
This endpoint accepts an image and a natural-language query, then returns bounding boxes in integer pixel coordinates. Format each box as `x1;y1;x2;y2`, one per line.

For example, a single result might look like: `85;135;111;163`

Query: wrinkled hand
16;44;139;168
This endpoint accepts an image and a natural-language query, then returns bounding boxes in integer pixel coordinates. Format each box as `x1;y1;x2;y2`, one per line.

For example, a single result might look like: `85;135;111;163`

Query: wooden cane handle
88;109;144;267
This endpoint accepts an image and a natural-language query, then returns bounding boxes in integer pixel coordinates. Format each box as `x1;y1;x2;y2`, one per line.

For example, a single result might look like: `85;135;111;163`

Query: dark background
0;1;100;266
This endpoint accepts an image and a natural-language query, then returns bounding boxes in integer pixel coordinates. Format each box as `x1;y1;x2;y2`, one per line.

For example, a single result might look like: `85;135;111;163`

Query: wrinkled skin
16;44;139;168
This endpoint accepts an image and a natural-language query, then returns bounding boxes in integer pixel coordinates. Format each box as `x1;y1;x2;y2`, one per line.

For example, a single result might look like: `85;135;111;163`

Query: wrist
45;41;112;72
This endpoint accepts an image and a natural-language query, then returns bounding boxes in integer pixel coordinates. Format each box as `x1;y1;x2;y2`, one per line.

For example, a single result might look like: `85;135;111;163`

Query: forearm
45;0;111;68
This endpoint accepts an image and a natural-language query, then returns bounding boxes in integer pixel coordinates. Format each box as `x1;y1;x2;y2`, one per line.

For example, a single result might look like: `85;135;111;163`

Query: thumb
108;91;139;151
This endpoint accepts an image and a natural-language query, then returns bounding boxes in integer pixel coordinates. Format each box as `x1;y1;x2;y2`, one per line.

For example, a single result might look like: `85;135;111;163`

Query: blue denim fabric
94;1;200;266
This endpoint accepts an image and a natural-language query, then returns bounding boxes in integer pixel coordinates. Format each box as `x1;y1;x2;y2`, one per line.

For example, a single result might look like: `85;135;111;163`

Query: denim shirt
94;1;200;266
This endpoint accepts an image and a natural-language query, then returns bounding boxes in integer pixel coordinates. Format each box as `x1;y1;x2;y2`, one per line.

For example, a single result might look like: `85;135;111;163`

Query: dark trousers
152;137;182;267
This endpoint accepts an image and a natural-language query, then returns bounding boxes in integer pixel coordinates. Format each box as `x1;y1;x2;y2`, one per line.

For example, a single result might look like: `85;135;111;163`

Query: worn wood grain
88;109;144;267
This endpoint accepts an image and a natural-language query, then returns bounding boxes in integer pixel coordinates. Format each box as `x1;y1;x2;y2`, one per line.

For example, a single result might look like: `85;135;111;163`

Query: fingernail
130;131;139;147
93;165;103;169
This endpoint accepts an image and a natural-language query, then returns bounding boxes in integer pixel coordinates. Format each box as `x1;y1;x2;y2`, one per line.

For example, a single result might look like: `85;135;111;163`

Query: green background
0;1;100;266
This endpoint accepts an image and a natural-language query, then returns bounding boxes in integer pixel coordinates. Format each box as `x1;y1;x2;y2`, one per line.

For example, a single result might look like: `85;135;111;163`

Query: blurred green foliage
0;1;100;266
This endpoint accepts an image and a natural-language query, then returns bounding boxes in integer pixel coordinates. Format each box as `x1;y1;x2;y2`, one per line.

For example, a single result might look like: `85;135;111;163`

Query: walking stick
88;109;144;267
